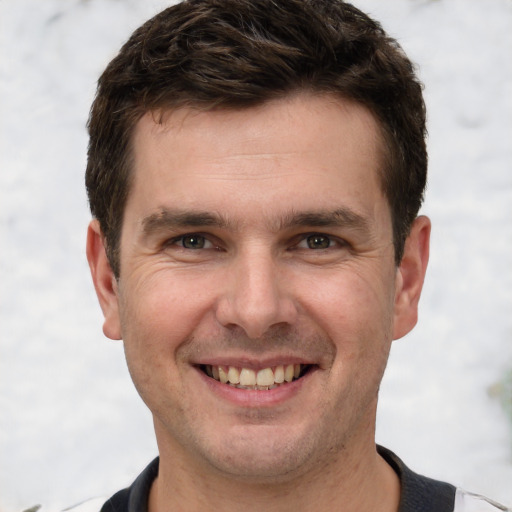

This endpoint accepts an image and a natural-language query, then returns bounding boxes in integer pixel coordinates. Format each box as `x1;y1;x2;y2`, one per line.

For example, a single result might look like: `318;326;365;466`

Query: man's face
89;93;427;481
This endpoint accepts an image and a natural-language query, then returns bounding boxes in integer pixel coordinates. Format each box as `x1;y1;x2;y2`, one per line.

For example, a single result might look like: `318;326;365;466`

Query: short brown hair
86;0;427;277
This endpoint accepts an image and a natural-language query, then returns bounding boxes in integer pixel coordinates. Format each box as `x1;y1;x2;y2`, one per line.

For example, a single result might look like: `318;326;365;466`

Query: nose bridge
216;243;296;338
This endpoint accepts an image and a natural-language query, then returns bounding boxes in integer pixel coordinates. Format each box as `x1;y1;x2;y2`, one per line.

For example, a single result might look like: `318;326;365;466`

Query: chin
199;424;331;483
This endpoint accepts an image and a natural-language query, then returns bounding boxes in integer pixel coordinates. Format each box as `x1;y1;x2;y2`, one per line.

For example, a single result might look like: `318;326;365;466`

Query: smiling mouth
200;364;312;390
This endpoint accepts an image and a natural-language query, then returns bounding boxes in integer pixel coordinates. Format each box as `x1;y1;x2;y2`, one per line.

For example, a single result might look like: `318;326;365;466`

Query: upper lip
192;356;316;370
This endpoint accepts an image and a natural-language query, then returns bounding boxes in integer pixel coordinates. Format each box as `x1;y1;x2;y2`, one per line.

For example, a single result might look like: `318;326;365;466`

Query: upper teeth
205;364;303;389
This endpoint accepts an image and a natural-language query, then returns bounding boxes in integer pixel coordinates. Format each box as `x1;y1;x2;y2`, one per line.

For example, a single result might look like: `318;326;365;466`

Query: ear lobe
392;215;431;340
86;220;122;340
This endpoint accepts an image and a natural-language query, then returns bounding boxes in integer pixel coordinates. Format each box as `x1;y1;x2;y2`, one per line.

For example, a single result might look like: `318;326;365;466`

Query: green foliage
489;368;512;428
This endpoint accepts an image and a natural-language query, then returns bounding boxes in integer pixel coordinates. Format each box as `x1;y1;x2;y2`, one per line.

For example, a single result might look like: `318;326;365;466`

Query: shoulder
378;445;511;512
21;498;109;512
454;489;511;512
21;489;130;512
22;458;158;512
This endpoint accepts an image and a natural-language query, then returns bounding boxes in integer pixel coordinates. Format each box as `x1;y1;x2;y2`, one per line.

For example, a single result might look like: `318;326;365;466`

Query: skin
87;93;430;512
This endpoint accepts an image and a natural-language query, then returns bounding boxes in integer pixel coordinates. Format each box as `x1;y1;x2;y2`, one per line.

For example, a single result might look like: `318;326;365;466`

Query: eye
168;234;216;250
304;234;331;249
181;234;207;249
295;233;340;250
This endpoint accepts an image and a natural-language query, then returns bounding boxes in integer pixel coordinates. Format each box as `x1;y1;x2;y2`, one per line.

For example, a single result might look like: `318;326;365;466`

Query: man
84;1;508;511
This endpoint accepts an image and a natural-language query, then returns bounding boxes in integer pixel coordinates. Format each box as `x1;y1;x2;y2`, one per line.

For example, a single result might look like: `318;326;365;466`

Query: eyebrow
141;207;370;236
142;209;229;235
278;209;370;233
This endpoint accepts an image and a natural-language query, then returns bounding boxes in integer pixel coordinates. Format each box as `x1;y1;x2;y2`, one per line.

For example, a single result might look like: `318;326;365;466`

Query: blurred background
1;0;511;510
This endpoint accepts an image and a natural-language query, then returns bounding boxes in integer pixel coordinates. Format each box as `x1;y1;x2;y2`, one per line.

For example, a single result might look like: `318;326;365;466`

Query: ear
86;220;122;340
392;215;431;340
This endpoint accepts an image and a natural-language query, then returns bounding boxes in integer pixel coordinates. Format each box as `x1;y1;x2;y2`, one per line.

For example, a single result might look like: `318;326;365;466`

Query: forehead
137;93;383;149
127;93;388;226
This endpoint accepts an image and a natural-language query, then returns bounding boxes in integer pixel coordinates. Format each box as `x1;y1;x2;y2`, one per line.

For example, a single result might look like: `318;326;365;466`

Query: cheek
122;267;217;332
118;271;218;383
118;279;202;414
299;267;396;402
301;267;396;344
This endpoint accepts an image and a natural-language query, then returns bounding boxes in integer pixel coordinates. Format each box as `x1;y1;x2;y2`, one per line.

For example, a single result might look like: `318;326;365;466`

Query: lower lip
196;367;314;407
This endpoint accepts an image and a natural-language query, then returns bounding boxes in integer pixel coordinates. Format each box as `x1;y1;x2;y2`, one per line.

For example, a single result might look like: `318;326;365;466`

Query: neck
148;438;400;512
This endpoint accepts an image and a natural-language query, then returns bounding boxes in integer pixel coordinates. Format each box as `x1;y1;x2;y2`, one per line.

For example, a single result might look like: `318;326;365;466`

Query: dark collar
378;445;456;512
101;446;456;512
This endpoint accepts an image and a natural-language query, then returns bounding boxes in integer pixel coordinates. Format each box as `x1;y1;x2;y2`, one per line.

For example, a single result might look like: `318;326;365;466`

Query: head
85;0;431;491
86;0;427;279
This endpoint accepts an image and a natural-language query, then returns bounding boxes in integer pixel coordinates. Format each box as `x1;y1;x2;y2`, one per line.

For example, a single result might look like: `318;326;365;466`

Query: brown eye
182;235;206;249
306;234;331;249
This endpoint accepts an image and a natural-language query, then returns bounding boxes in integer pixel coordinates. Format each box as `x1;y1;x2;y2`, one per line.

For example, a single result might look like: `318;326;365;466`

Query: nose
215;247;298;339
